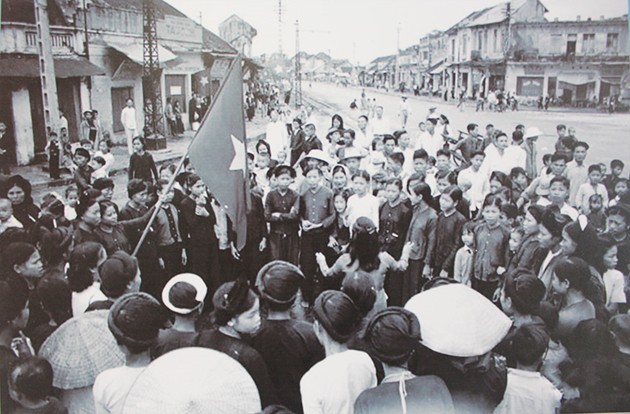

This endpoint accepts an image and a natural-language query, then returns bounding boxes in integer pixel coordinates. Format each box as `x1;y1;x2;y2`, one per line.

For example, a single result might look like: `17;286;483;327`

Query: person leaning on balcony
121;98;137;155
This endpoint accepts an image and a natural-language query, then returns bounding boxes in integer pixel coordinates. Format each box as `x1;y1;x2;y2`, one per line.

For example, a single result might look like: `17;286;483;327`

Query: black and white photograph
0;0;629;412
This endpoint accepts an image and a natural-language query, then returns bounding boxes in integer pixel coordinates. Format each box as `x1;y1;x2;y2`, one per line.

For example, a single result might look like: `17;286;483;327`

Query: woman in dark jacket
178;174;221;293
2;175;40;230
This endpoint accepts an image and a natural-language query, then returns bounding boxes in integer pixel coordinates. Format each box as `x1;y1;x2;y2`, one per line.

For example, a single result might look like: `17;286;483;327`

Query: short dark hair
382;134;397;145
442;185;462;203
9;357;54;401
93;156;106;166
304;165;322;176
512;324;549;366
467;123;478;133
388;152;405;166
574;141;590;151
132;136;146;149
556;124;566;131
413;149;428;161
470;150;485;159
550;152;567;163
127;179;149;198
436;148;450;158
550;176;570;189
611;159;624;169
588;164;602;174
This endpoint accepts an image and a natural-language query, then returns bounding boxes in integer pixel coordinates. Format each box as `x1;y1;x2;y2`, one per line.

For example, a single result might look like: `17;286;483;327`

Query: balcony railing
0;22;80;55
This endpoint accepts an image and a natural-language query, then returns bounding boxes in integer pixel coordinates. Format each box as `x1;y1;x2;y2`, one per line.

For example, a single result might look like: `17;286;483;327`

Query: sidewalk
15;117;269;192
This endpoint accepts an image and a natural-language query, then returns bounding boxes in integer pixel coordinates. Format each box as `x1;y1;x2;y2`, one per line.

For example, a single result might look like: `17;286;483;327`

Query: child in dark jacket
430;185;467;278
128;137;158;183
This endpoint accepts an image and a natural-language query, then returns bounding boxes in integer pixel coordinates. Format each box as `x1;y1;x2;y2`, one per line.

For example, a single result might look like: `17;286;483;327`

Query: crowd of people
0;90;630;414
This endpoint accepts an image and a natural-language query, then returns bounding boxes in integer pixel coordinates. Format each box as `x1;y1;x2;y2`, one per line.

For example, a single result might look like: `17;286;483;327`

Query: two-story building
441;0;547;100
507;15;629;105
0;0;237;165
219;14;257;58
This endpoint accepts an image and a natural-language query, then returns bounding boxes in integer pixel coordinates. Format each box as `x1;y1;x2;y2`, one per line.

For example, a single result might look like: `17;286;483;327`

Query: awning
429;59;448;75
557;72;597;86
601;77;621;86
0;54;106;78
104;39;177;66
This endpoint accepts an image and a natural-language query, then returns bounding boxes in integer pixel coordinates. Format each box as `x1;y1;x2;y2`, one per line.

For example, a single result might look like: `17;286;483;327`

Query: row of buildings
0;0;260;165
361;0;629;107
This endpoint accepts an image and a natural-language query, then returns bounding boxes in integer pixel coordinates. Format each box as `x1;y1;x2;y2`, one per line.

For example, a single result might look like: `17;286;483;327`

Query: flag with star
189;55;249;249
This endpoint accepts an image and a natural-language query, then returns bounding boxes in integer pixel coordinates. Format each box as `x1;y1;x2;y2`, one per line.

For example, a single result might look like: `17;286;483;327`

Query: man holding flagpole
131;56;249;296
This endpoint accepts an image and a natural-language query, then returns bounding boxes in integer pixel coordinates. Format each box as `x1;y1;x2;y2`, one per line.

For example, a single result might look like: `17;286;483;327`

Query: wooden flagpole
132;55;243;257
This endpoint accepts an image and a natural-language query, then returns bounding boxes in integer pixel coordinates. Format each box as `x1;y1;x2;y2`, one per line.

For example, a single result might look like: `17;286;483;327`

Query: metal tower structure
33;0;60;137
293;20;302;109
142;0;164;137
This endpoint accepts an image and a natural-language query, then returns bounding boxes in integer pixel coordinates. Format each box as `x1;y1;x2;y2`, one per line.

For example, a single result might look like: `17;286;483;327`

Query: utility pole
34;0;60;138
503;1;512;55
294;19;302;108
277;0;283;55
142;0;165;138
81;0;91;107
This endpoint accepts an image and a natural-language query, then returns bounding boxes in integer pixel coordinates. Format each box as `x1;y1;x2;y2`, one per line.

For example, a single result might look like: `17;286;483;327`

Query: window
478;32;483;50
423;51;428;60
566;34;577;55
607;33;619;51
582;33;595;54
462;34;468;57
451;39;456;59
493;29;498;52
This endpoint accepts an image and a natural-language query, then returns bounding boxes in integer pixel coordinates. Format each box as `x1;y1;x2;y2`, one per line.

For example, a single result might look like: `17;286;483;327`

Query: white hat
162;273;208;315
304;149;331;165
405;284;511;357
341;147;367;161
524;127;543;139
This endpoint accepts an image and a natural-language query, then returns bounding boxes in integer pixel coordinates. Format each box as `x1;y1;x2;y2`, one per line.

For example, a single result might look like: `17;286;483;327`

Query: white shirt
482;146;525;176
347;193;381;232
371;116;392;136
458;166;488;211
0;215;23;234
559;203;579;221
265;120;288;158
95;151;115;174
300;350;377;414
494;368;562;414
72;282;107;316
603;269;627;305
93;365;147;414
416;130;442;158
355;126;374;150
120;107;136;130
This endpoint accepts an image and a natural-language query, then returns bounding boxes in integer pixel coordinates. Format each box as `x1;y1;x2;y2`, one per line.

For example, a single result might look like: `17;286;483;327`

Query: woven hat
524;127;543;139
341;147;367;161
122;347;260;414
162;273;208;315
304;149;331;165
256;260;304;305
405;284;511;357
38;310;124;389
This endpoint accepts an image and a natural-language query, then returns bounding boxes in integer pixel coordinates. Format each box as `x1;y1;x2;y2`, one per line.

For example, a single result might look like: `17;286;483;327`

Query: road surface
304;82;630;168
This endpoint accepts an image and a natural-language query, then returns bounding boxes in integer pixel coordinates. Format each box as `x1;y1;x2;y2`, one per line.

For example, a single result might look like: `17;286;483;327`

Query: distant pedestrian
121;98;137;155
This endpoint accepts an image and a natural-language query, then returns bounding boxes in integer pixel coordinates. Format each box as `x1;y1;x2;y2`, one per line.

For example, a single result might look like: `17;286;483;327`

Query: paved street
304;82;630;168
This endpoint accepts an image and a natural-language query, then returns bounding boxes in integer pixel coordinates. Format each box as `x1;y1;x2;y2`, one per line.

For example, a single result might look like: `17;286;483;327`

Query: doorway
111;87;134;133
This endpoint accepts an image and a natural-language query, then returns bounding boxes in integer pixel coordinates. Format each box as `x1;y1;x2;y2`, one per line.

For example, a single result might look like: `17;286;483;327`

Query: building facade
219;14;257;58
371;0;629;106
0;0;237;165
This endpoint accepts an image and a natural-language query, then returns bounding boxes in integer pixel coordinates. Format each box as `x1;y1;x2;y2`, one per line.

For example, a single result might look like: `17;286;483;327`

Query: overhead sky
164;0;628;64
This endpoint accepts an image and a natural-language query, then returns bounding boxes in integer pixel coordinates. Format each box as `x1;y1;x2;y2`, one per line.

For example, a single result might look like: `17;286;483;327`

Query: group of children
0;101;629;413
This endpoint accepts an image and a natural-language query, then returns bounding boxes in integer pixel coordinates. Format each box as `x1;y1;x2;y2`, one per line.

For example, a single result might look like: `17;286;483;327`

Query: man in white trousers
121;98;137;155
